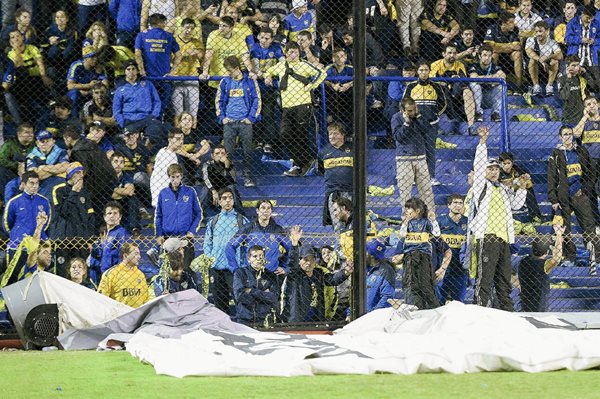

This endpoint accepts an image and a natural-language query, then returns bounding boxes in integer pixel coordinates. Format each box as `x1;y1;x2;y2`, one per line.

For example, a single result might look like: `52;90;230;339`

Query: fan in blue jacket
365;239;396;312
566;7;600;66
225;200;291;274
154;164;203;238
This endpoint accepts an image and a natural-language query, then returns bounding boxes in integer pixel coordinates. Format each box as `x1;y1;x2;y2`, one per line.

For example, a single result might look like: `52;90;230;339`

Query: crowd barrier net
0;0;599;335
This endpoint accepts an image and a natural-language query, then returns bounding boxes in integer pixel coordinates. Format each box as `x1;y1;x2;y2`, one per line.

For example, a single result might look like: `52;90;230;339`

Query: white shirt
150;147;178;207
525;36;560;58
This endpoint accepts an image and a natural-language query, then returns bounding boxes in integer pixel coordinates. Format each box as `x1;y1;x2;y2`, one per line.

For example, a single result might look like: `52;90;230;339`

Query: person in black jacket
48;162;95;276
201;145;243;217
547;125;600;274
63;126;119;222
283;225;351;323
232;245;280;326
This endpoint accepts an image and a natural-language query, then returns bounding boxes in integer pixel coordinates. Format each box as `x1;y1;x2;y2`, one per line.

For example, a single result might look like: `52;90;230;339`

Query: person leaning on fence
232;245;280;326
318;122;353;234
391;96;436;213
468;44;505;123
466;126;528;311
204;187;249;314
518;224;565;312
264;40;326;177
402;62;446;181
365;238;396;313
548;126;600;275
216;55;262;188
525;20;562;97
98;242;149;308
396;197;441;309
283;225;352;323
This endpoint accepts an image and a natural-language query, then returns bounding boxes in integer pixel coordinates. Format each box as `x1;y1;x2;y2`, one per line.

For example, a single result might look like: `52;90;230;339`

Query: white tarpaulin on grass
126;302;600;377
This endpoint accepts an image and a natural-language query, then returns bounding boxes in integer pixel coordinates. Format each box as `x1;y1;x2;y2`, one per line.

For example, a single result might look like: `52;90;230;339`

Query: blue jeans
223;121;253;176
470;83;502;114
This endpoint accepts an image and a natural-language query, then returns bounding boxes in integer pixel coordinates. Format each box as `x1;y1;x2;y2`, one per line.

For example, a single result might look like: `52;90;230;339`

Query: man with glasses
548;126;600;275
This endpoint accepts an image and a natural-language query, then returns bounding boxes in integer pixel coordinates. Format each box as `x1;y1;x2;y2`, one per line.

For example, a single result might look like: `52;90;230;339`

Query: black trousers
561;193;600;261
210;268;233;315
403;251;440;310
474;235;513;311
280;104;314;170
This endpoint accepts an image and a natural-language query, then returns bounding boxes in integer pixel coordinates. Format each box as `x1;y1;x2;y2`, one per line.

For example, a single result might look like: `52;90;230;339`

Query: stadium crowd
0;0;598;327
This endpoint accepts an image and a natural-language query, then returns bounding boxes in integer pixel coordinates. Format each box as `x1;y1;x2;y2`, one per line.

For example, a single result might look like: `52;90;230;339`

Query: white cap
163;237;188;253
291;0;308;11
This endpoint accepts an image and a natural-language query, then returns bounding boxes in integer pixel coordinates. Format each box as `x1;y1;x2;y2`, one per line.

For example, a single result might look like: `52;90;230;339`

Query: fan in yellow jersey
264;41;326;176
199;16;253;88
98;242;149;308
172;18;205;117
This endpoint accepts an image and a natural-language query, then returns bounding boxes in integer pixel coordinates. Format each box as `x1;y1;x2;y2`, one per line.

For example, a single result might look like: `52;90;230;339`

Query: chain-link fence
0;0;599;337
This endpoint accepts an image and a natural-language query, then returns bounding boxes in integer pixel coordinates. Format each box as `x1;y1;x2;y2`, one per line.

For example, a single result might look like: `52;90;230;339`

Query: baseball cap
89;120;106;130
82;45;96;59
52;96;72;110
123;127;141;136
123;59;138;69
366;239;386;260
66;162;84;180
486;158;501;168
532;237;553;257
36;130;53;141
299;245;316;259
291;0;307;10
163;237;188;253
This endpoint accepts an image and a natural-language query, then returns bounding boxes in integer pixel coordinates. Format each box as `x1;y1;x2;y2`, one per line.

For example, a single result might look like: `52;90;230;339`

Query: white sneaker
532;85;542;95
283;166;302;177
545;84;555;96
590;262;598;276
431;178;441;186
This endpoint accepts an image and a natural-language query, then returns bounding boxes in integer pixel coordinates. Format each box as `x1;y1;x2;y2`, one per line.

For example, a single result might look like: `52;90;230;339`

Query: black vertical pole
351;0;367;319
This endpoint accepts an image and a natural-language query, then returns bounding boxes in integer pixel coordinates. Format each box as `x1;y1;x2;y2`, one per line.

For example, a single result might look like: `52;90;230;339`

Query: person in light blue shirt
203;187;249;314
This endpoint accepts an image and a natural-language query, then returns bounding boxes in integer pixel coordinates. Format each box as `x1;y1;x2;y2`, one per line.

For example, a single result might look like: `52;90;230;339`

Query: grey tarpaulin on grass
58;290;255;350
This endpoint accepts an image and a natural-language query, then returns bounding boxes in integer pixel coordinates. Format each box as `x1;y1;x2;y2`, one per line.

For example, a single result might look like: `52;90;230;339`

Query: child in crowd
397;197;441;309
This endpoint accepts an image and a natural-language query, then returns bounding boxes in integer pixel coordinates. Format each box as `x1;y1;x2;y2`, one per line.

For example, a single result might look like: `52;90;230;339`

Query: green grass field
2;350;600;398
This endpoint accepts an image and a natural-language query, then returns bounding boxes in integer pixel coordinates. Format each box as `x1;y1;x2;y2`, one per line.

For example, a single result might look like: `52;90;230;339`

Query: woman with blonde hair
83;21;109;51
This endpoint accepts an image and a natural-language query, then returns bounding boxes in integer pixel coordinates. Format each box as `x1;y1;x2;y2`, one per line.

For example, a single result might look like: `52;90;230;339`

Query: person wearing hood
548;125;600;275
63;126;118;219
